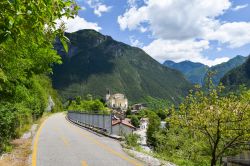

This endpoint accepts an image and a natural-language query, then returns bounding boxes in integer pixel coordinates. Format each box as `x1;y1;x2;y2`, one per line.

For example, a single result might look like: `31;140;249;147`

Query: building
112;119;136;136
131;103;147;114
106;91;128;111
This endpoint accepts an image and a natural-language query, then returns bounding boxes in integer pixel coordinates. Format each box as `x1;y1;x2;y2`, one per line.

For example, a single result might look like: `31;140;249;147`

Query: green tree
125;133;140;148
144;96;169;120
0;0;78;153
126;108;132;116
75;96;82;105
145;96;169;111
146;111;161;147
86;94;93;101
168;84;250;165
0;0;78;45
131;115;140;128
67;98;109;114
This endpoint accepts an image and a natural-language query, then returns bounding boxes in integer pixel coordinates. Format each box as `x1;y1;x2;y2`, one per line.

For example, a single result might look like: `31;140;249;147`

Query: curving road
32;113;143;166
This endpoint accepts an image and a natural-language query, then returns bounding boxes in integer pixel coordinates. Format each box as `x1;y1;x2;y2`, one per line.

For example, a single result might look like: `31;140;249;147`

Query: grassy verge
0;112;52;166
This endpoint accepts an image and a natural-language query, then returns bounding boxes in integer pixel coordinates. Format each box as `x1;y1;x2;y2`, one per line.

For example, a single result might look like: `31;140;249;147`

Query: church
105;91;128;111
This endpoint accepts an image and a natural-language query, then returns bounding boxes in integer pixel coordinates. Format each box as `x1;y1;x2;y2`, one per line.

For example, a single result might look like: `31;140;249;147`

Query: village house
131;103;147;114
111;119;136;136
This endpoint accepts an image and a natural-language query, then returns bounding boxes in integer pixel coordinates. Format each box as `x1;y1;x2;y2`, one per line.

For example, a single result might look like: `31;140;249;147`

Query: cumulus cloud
118;0;231;40
206;22;250;48
143;39;229;66
86;0;112;17
232;4;248;11
118;7;148;32
118;0;250;65
128;0;139;7
56;16;101;33
94;4;112;17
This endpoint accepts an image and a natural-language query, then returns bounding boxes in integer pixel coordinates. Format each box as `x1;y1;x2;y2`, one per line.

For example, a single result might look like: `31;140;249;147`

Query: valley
1;1;250;166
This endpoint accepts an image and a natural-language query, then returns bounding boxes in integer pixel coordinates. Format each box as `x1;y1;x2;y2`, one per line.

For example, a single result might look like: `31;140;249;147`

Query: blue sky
60;0;250;66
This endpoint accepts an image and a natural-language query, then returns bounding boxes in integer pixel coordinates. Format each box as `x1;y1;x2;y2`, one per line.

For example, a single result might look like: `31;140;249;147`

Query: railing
67;111;112;134
222;151;250;166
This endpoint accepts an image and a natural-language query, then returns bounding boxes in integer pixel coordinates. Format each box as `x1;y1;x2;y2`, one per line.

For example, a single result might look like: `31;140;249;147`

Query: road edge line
31;117;48;166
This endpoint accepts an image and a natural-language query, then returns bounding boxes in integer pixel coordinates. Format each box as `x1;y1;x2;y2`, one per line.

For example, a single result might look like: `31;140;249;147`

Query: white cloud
143;39;209;63
143;39;229;66
206;22;250;48
118;0;231;40
94;4;112;17
56;16;101;33
118;0;250;65
232;4;248;11
86;0;112;17
128;0;138;7
118;7;148;32
129;36;144;47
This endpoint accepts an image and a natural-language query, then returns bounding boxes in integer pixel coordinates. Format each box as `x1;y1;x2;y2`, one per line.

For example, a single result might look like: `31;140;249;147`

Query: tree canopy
154;81;250;165
0;0;78;153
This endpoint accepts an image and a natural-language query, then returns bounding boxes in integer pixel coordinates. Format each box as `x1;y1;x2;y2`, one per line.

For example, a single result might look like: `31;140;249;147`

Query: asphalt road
32;113;143;166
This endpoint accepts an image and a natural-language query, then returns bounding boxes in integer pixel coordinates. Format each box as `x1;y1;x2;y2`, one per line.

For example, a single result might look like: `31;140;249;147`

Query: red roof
112;119;136;129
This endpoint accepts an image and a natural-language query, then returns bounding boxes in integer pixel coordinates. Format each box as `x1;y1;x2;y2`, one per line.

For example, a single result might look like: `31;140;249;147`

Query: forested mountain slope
163;60;208;85
221;56;250;88
52;30;192;103
205;55;247;85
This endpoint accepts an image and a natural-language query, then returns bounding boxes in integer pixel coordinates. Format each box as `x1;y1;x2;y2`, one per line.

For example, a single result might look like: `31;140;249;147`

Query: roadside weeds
0;112;52;166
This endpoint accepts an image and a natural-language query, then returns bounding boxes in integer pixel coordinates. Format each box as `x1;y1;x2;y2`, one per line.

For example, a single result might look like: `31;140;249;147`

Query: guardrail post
110;114;112;135
103;113;105;131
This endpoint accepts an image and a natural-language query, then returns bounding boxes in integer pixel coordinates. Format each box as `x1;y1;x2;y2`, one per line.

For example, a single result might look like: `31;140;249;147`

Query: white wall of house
112;124;134;136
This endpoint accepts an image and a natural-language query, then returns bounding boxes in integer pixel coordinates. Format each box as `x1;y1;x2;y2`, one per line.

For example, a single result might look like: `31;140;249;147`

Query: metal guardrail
223;151;250;166
67;111;112;134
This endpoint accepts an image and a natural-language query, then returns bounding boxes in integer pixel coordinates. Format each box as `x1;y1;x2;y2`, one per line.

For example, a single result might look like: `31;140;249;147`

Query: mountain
221;56;250;88
205;55;247;85
163;56;247;86
163;60;209;85
52;30;192;104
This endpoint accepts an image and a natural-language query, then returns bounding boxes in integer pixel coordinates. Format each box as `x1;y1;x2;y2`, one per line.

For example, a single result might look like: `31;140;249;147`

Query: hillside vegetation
205;55;247;85
163;60;208;84
52;30;192;104
0;0;77;153
221;56;250;88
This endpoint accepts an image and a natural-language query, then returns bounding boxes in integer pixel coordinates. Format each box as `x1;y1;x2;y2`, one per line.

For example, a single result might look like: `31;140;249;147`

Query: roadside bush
0;75;62;153
67;98;109;114
125;133;140;148
146;111;160;148
131;115;140;128
0;105;18;153
0;0;76;154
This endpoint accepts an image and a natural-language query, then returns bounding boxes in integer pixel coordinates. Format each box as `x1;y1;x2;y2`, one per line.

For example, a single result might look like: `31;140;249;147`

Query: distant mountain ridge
205;55;247;85
163;55;247;85
52;29;192;104
163;60;209;85
221;56;250;88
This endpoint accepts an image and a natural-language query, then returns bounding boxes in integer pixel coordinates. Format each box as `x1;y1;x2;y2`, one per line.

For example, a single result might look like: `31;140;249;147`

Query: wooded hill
52;30;192;104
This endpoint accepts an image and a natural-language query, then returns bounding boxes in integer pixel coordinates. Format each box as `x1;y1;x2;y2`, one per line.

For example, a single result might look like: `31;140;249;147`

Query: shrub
146;111;160;148
131;115;140;128
125;133;140;148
